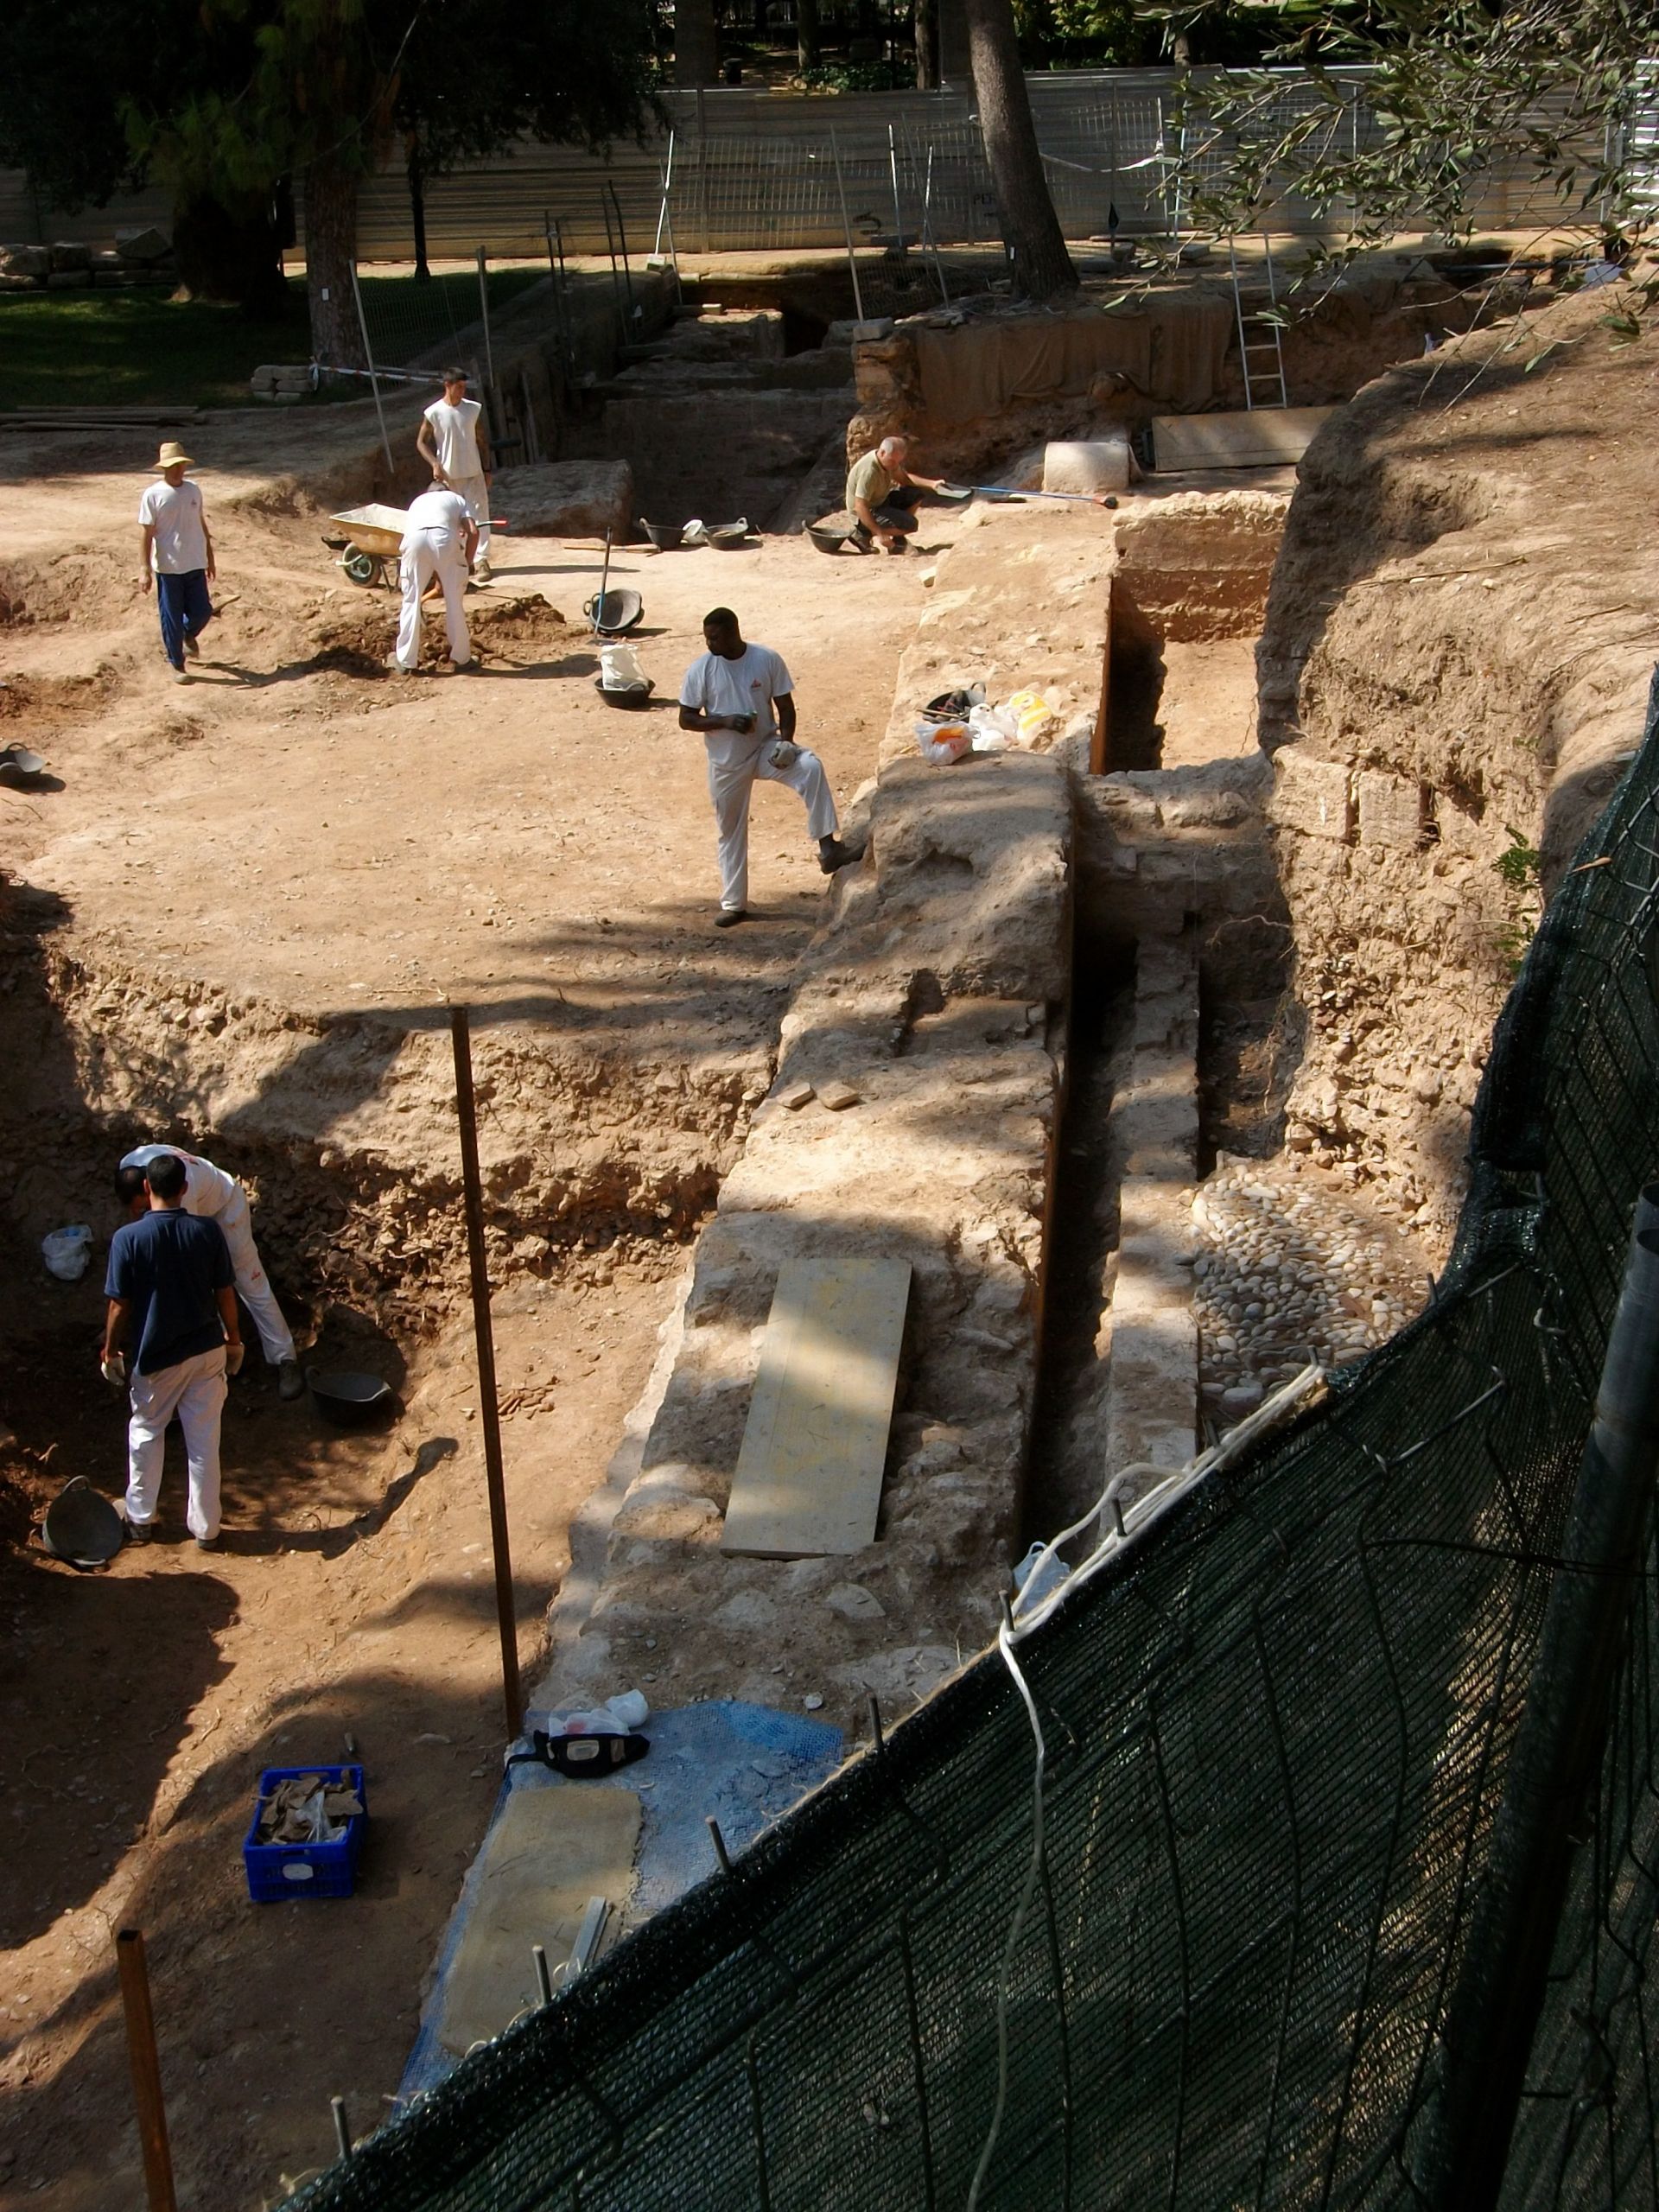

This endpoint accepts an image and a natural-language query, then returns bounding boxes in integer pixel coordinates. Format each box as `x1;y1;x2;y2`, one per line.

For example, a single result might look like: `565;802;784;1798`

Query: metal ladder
1229;236;1289;411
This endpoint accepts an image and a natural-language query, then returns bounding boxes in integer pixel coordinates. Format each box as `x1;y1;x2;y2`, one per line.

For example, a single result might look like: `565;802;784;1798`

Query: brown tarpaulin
911;289;1235;423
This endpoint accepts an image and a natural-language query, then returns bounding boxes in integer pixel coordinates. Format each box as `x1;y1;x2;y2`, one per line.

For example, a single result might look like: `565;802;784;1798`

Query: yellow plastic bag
1004;689;1061;748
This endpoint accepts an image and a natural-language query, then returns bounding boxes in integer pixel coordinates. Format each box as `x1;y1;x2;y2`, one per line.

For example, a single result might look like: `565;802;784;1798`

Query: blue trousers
156;569;213;670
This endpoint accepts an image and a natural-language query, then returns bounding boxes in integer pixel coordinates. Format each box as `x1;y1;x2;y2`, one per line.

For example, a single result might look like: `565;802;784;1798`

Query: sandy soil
0;411;962;2210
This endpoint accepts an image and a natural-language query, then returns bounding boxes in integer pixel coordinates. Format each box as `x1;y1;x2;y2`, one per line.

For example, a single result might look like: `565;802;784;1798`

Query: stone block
0;273;41;292
1356;768;1426;849
48;241;92;272
0;244;48;279
490;459;632;540
115;226;173;264
1268;748;1353;842
46;269;92;289
1106;1308;1198;1475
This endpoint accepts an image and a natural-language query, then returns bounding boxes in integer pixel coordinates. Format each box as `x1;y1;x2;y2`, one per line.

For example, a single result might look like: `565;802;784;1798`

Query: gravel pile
1192;1154;1425;1420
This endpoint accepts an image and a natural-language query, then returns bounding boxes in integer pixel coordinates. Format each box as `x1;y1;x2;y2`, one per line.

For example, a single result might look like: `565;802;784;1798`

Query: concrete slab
1152;407;1337;471
432;1786;640;2062
722;1255;912;1558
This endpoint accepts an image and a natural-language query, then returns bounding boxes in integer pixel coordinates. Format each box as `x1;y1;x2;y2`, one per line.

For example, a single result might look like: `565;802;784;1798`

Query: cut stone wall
878;501;1112;770
549;751;1071;1731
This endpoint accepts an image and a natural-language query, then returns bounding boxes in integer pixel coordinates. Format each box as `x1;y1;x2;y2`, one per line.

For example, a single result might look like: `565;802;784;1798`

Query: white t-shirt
401;487;471;557
679;645;794;766
138;480;209;575
120;1144;242;1220
423;397;484;481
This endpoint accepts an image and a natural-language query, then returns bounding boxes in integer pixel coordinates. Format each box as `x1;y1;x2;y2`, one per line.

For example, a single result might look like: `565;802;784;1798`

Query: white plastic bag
599;641;647;690
968;702;1018;745
913;719;971;766
42;1224;93;1281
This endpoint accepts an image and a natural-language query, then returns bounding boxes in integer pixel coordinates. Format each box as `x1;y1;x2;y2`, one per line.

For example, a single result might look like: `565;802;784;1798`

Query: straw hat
150;441;195;472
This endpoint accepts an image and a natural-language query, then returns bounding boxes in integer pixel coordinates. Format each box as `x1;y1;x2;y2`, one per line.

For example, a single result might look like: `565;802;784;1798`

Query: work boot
715;908;750;929
818;837;858;874
277;1358;305;1402
124;1518;153;1545
169;665;189;683
194;1533;221;1553
473;558;493;582
184;633;200;658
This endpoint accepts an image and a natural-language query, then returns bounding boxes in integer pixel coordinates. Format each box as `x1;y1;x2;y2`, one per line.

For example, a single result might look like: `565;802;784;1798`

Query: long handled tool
938;481;1117;506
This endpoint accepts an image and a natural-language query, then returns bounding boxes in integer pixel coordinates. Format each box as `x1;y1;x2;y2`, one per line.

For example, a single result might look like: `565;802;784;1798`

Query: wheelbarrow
323;504;410;589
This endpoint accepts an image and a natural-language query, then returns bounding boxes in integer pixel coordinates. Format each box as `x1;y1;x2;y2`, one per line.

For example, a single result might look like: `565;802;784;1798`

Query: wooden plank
1151;405;1336;472
721;1256;911;1559
434;1787;639;2059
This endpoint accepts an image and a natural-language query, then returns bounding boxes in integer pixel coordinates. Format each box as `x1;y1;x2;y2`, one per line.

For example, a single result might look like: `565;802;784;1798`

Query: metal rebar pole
887;123;906;251
607;181;636;322
474;245;496;394
652;129;676;260
449;1005;524;1742
830;130;865;322
116;1929;177;2212
348;265;395;479
1428;1179;1659;2208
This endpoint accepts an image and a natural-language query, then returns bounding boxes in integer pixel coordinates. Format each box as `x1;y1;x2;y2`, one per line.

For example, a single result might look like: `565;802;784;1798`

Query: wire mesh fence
331;69;1658;267
353;264;550;378
289;672;1659;2212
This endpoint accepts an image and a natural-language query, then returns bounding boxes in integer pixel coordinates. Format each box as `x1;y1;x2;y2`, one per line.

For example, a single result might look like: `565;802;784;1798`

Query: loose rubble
1192;1154;1425;1420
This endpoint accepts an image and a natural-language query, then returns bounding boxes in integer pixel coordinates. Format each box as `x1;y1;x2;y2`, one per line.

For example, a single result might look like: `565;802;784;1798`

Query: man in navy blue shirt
102;1150;242;1550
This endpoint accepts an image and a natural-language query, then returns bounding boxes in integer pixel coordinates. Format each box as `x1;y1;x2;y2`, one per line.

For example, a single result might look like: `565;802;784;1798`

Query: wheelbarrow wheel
341;545;379;587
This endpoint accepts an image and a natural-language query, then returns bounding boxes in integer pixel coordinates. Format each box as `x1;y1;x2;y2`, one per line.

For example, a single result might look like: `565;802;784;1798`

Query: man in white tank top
416;368;493;581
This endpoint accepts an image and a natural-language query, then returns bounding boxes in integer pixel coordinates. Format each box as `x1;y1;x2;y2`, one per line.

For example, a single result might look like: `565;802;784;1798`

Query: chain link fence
289;671;1659;2212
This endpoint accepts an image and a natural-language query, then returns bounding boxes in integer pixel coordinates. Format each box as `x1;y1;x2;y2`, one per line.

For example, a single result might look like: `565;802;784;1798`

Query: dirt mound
467;593;571;653
0;666;121;746
308;591;571;681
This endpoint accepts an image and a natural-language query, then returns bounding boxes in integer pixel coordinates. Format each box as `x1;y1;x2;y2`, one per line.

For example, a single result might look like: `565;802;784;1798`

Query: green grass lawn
0;270;548;410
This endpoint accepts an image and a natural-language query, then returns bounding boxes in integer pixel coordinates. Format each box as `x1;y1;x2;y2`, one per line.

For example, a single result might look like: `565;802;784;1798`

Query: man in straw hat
138;442;218;683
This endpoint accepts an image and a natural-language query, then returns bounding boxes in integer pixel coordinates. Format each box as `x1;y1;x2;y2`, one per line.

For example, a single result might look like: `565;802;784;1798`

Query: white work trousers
708;744;839;912
448;474;492;563
126;1344;229;1541
397;533;472;671
216;1193;296;1364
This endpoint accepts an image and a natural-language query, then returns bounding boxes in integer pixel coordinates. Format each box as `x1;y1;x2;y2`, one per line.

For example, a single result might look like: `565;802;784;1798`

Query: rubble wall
1256;292;1659;1243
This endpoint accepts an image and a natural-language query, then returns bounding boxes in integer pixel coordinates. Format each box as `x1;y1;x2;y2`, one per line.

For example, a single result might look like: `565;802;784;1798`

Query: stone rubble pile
1192;1153;1424;1421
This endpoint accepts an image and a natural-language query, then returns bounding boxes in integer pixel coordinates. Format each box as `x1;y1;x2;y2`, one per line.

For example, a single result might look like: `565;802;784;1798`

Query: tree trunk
798;0;820;67
303;156;365;368
675;0;719;86
915;0;938;87
406;140;430;283
961;0;1076;300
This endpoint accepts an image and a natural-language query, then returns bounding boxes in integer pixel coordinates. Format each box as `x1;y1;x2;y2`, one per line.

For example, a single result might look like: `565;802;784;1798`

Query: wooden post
449;1006;524;1741
115;1929;177;2212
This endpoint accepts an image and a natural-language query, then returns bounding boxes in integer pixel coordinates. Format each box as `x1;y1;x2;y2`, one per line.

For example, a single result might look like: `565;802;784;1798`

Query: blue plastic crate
243;1764;367;1902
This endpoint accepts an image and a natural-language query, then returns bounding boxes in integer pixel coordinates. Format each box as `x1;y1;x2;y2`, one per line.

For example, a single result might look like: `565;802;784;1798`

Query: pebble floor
1192;1154;1428;1419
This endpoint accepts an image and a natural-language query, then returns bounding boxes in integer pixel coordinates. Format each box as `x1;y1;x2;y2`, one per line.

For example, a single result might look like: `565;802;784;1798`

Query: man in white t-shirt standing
391;486;478;675
116;1142;304;1397
678;607;855;927
137;442;217;683
416;367;493;582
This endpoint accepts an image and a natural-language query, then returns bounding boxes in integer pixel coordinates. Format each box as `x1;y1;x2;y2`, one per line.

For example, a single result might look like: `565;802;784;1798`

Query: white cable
966;1614;1048;2212
1009;1364;1327;1641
